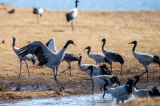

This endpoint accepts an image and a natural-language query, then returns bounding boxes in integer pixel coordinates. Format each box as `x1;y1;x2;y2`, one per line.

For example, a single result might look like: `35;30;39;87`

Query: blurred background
0;0;160;10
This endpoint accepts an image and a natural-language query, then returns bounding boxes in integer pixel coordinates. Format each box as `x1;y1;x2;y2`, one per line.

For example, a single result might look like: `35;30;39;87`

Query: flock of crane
12;36;160;103
10;0;160;104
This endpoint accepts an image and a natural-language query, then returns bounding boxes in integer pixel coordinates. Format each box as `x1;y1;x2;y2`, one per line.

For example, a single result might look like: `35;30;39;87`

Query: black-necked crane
101;38;124;76
85;65;120;98
84;46;110;65
129;41;160;82
132;75;160;98
66;0;79;30
33;7;44;24
19;40;77;93
61;53;79;76
106;79;133;104
46;39;79;76
78;53;112;94
12;37;35;78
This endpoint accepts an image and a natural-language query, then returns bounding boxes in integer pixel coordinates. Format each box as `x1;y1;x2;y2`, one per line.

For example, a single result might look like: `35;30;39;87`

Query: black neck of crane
132;42;137;51
102;40;106;52
78;55;82;65
87;48;90;55
133;76;140;87
64;41;70;49
75;1;78;8
12;38;15;47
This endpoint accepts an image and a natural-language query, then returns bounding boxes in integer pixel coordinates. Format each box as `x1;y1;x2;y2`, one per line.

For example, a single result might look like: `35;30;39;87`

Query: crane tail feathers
31;57;36;65
153;56;160;66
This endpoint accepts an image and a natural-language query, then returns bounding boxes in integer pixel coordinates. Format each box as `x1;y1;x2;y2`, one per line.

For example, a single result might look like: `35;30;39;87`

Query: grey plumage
84;46;110;65
101;38;124;76
61;53;79;76
45;39;78;76
12;37;35;77
66;0;79;30
19;40;77;93
132;75;160;98
129;40;160;82
85;65;119;97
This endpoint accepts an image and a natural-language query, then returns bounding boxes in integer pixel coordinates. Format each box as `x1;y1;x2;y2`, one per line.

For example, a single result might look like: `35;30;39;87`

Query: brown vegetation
0;4;160;105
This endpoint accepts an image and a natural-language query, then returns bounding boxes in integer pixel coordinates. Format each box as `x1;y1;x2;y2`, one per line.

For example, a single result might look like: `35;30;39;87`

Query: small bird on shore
66;0;79;30
129;40;160;82
101;38;124;76
12;37;35;78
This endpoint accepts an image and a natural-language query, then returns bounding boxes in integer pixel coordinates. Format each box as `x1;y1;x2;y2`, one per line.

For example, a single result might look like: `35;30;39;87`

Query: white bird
132;75;160;98
12;37;36;77
129;41;160;82
66;0;79;30
106;79;133;104
84;46;110;65
101;38;124;76
85;65;120;98
19;40;77;93
46;39;79;76
33;7;44;24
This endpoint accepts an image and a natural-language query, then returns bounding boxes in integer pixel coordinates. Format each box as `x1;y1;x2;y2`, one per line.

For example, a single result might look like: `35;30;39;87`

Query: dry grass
0;4;160;105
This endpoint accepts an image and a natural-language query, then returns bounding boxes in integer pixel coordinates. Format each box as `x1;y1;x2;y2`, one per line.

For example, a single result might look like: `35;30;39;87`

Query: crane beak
128;42;133;44
73;42;77;47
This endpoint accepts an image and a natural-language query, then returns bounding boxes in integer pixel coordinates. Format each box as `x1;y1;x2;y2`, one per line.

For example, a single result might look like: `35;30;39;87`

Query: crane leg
120;64;123;78
92;79;94;95
71;20;74;31
69;63;72;76
25;60;30;76
110;64;112;74
146;67;149;82
61;63;72;76
19;60;22;78
37;14;39;24
54;75;65;93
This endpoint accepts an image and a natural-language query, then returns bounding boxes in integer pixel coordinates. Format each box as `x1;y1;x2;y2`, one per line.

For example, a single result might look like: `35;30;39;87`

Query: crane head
84;46;90;50
128;41;137;45
101;38;106;42
68;40;77;46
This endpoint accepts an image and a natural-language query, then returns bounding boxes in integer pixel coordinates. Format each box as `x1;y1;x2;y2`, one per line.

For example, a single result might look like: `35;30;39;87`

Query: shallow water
0;93;135;106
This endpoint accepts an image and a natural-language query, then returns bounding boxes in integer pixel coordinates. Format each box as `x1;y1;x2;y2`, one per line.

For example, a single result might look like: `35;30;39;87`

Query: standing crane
12;37;35;78
106;79;133;104
132;75;160;98
33;7;44;24
84;46;110;65
78;53;112;94
46;39;79;76
101;38;124;76
85;65;120;98
19;40;77;93
66;0;79;30
129;41;160;82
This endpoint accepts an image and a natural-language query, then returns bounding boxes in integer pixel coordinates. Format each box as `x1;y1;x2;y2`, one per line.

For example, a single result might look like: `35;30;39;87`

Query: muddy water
0;93;135;106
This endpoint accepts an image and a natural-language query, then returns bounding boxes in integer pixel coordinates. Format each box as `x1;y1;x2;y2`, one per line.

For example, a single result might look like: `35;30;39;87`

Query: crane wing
19;41;55;66
46;39;58;53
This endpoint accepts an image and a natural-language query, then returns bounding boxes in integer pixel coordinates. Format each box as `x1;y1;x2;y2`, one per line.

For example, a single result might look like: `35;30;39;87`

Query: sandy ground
0;3;160;105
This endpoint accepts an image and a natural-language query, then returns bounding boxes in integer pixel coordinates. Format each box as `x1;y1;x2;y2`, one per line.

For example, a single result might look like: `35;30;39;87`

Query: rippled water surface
0;93;135;106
